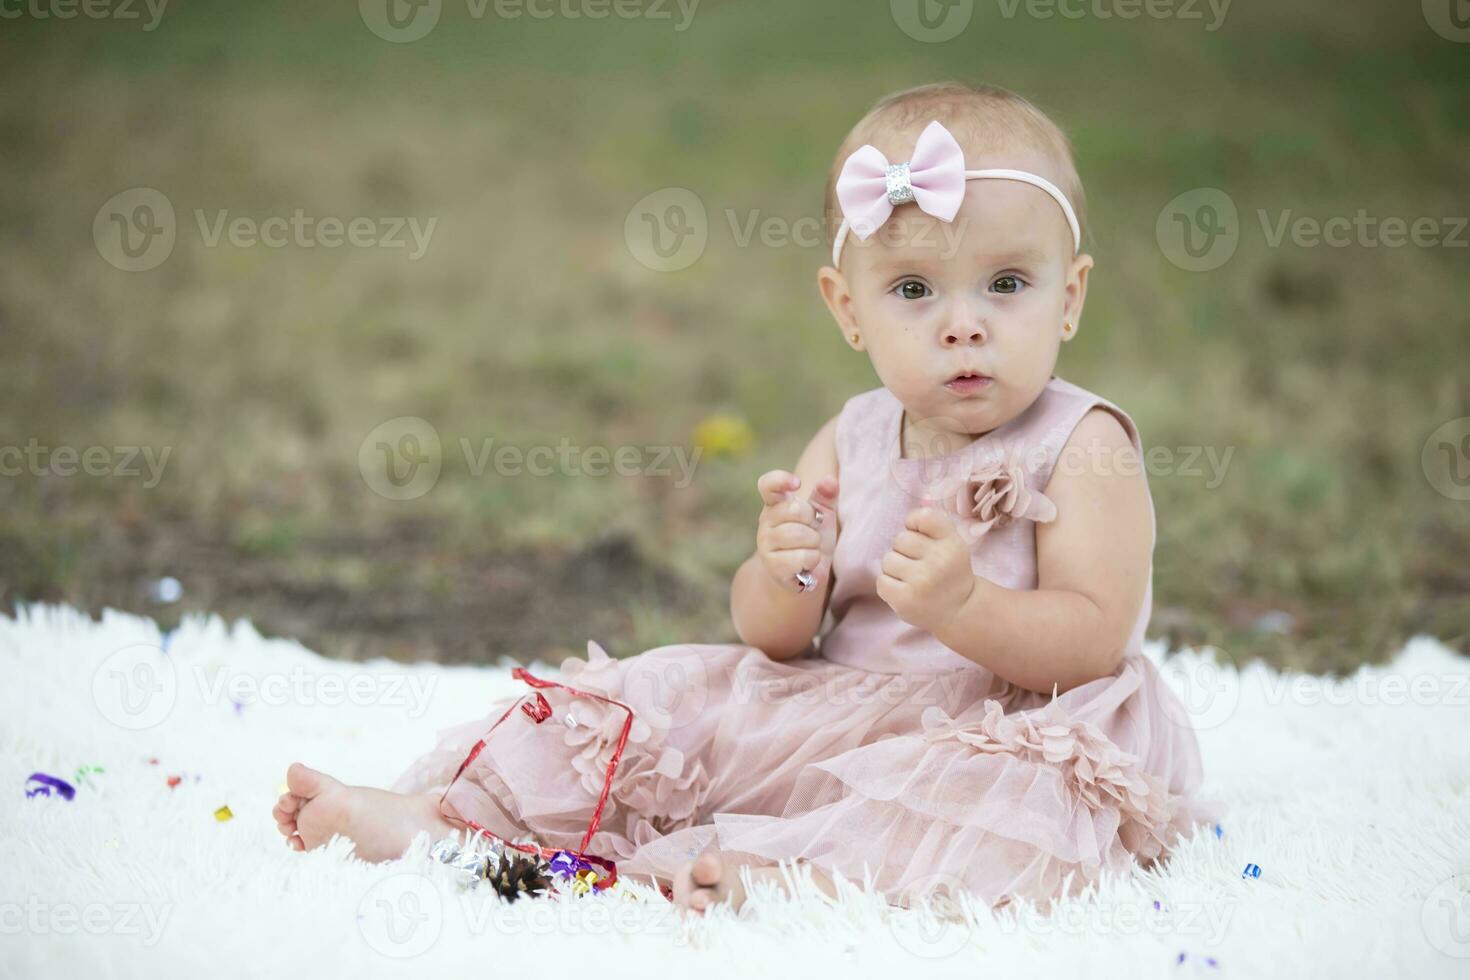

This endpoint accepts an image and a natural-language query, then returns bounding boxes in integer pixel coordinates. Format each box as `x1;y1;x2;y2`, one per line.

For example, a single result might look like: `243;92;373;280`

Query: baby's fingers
762;520;821;552
765;548;823;587
757;470;800;507
808;475;839;513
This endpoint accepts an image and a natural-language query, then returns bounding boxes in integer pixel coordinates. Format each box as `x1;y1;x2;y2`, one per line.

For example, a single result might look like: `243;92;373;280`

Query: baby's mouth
944;370;994;393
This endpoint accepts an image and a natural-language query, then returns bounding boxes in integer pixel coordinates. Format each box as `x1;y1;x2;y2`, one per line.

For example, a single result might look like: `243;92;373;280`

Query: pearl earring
850;333;859;344
1062;320;1076;340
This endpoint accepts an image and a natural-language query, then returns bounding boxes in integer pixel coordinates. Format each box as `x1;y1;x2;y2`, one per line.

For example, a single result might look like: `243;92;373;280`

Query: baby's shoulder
1036;375;1143;452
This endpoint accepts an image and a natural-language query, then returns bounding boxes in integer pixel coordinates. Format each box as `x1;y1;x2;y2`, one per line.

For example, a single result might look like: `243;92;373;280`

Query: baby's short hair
822;81;1088;252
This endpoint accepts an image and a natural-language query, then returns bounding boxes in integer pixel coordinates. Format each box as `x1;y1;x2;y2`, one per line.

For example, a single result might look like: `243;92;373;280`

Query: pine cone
490;854;553;902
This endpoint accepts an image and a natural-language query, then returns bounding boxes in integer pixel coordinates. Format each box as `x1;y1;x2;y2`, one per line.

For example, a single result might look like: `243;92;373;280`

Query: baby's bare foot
272;762;454;862
672;851;750;917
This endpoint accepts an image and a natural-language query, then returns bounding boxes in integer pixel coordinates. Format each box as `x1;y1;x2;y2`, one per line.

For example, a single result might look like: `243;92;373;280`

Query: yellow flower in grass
692;414;754;459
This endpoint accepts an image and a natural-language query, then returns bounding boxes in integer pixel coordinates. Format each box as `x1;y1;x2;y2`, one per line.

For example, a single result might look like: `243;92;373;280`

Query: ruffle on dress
917;695;1177;865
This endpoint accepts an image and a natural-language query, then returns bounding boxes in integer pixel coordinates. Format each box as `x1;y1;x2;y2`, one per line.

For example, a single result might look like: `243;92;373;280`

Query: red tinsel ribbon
437;665;630;890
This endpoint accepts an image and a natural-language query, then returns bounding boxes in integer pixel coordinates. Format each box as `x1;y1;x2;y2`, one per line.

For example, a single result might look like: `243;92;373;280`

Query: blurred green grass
1;0;1466;670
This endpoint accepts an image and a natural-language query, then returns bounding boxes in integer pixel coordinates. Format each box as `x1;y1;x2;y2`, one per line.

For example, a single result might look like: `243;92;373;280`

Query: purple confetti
549;850;593;878
25;773;76;800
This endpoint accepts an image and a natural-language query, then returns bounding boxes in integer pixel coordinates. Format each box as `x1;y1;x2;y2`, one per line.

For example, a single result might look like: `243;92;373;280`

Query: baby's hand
755;470;839;593
877;507;975;634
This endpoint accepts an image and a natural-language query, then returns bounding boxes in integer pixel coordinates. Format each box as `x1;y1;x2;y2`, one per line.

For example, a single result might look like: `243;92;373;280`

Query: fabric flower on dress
558;641;711;835
951;442;1057;543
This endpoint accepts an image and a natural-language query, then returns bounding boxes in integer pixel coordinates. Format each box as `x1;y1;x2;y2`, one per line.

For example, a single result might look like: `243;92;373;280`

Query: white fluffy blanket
3;603;1468;979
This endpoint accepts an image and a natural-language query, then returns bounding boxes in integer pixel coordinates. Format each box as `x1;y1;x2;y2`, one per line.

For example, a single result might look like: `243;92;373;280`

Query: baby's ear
816;265;859;342
1063;251;1095;324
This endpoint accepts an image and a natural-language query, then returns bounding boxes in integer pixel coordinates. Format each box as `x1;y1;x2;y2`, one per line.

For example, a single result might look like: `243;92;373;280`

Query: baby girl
273;81;1224;917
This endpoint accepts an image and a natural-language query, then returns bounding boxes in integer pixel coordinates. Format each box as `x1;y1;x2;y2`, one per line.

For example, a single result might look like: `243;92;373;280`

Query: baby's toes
273;793;302;837
672;860;715;915
684;852;731;913
691;852;724;891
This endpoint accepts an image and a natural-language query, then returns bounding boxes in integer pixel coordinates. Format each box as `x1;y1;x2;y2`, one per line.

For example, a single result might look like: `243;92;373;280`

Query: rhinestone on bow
884;162;915;205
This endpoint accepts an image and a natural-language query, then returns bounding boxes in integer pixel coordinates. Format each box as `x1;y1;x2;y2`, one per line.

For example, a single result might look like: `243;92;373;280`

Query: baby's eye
991;275;1025;294
894;280;931;300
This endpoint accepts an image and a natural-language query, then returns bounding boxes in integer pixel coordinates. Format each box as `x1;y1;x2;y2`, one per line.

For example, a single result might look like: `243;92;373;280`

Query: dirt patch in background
3;519;715;666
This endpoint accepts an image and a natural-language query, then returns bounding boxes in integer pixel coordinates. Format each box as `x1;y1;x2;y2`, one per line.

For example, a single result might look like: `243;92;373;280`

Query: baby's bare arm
730;414;840;660
932;408;1153;694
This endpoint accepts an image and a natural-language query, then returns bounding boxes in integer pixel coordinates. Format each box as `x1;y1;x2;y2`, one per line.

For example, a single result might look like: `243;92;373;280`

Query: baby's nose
942;321;986;345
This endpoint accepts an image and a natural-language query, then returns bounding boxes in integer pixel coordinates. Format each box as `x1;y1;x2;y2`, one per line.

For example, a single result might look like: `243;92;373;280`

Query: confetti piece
1242;863;1261;879
25;773;76;800
277;782;290;794
150;576;183;604
167;775;182;789
1214;823;1223;839
214;805;234;822
148;757;159;766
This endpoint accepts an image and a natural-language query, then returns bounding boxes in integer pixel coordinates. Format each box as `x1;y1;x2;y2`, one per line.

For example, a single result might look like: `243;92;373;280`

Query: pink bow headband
831;119;1081;268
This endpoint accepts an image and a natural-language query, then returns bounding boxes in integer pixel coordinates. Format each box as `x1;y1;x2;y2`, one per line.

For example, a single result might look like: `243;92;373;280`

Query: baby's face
825;149;1092;446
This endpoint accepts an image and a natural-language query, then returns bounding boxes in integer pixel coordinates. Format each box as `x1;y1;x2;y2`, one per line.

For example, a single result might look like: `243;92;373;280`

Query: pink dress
390;377;1226;907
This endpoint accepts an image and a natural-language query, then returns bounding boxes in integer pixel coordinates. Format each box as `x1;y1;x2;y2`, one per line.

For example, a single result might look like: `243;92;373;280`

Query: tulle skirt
390;639;1226;908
